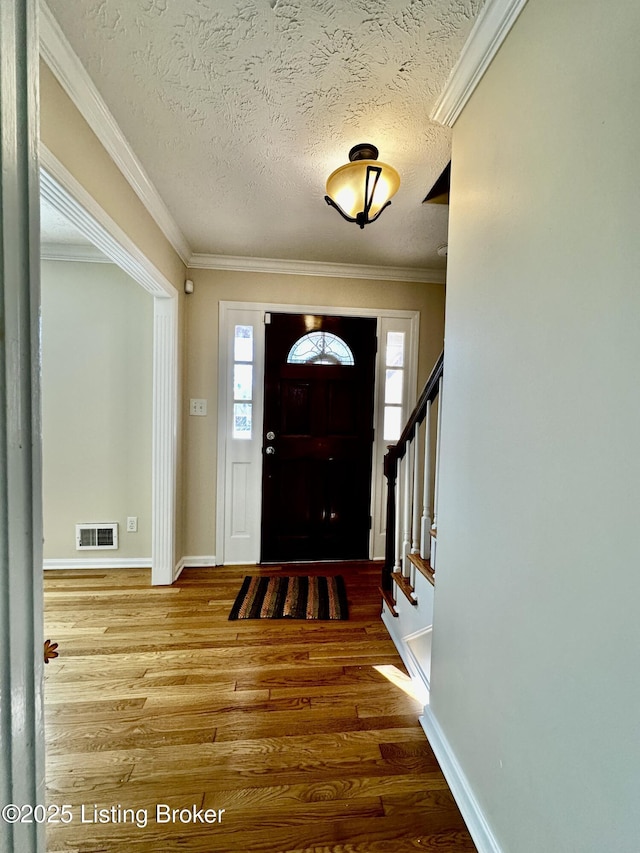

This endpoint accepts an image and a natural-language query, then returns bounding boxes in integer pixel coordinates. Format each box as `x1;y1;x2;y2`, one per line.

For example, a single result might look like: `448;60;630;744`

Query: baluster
411;422;420;554
420;400;432;560
382;447;398;594
394;454;402;573
382;351;444;600
402;443;412;576
431;378;444;569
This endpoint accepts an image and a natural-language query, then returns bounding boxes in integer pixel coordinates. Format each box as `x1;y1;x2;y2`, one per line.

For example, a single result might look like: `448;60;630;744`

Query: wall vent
75;523;119;550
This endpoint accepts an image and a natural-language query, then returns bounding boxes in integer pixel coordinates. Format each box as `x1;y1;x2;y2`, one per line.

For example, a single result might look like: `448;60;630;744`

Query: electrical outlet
190;398;207;416
126;517;138;533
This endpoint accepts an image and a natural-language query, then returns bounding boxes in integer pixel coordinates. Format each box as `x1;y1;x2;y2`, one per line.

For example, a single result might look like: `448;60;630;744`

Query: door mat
229;575;349;620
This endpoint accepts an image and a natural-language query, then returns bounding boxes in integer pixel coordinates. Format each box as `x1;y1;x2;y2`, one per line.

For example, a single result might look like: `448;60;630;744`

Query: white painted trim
38;0;191;264
173;557;217;581
220;300;421;321
216;306;231;567
40;242;111;263
403;625;433;692
151;297;179;586
189;253;446;285
430;0;529;127
371;314;420;559
381;609;428;692
420;707;503;853
44;558;152;569
175;556;218;571
1;0;45;847
40;146;177;298
216;304;266;566
39;147;179;588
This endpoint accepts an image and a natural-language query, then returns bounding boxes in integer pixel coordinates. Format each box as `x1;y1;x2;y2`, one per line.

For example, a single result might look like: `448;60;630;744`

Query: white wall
41;259;153;561
431;0;640;850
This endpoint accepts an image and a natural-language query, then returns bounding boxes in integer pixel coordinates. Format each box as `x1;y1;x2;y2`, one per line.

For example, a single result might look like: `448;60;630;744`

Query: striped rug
228;575;349;620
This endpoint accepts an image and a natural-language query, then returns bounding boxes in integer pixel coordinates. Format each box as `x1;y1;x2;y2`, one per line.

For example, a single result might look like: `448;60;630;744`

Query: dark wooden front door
261;313;377;562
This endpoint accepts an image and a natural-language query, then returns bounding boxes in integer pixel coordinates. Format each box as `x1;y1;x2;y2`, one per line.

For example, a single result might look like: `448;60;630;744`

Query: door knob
266;431;275;440
265;446;276;455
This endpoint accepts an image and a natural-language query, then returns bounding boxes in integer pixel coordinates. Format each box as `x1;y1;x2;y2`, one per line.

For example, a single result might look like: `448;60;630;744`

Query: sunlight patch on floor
373;664;428;705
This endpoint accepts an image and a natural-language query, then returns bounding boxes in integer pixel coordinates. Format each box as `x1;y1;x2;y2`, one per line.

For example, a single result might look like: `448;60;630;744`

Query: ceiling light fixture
324;143;400;229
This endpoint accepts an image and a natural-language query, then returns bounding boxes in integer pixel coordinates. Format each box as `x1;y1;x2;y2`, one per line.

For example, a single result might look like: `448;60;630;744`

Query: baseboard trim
420;707;502;853
403;625;432;693
174;556;217;579
381;609;431;700
44;558;152;570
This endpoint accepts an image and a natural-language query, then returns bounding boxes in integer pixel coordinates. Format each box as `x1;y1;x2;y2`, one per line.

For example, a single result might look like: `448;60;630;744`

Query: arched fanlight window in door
287;331;355;366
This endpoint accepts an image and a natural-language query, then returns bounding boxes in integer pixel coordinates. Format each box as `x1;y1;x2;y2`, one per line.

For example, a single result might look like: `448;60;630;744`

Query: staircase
380;352;443;701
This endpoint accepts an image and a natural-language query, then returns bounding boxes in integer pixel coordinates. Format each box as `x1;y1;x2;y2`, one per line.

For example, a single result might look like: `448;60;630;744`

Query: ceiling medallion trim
38;0;192;265
430;0;530;127
188;254;446;285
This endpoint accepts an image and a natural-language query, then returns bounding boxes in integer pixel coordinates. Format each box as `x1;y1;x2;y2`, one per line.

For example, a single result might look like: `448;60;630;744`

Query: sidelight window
233;325;254;439
383;331;405;440
287;331;355;366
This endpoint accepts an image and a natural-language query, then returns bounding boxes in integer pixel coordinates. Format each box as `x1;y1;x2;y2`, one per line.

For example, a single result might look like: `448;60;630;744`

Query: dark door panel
261;313;377;562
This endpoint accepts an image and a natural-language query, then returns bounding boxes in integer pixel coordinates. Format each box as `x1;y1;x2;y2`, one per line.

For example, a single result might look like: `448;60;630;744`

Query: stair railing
381;351;443;611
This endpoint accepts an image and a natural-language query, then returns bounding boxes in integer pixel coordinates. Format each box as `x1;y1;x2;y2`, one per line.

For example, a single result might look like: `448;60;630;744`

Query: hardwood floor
43;562;476;852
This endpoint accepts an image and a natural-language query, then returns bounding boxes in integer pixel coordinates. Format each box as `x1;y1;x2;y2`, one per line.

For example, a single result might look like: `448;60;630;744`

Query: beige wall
183;269;445;556
432;0;640;850
40;61;186;288
40;58;187;567
42;260;153;560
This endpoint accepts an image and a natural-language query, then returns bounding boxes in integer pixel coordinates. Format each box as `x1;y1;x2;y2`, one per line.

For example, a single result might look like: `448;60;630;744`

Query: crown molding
39;0;191;265
40;242;112;263
430;0;529;127
40;144;177;298
188;253;446;285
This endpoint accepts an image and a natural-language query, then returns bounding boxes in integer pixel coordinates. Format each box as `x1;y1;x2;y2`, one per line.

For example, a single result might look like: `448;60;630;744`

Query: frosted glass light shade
324;145;400;228
327;160;400;222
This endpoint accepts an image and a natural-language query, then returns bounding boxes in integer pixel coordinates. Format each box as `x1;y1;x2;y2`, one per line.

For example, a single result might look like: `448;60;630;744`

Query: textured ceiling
44;0;484;271
40;198;90;245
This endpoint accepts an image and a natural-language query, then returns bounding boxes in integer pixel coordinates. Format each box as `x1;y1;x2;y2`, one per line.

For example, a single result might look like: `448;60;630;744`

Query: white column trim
152;297;178;585
430;0;529;127
38;0;191;264
0;0;45;848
